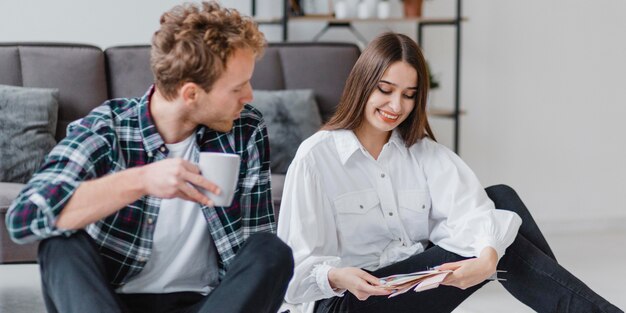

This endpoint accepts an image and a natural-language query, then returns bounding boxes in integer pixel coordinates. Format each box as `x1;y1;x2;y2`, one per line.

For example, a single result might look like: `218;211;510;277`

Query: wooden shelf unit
251;0;465;153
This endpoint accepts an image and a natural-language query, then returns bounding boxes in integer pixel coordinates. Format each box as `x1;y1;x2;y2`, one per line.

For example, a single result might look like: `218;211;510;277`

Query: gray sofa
0;42;361;265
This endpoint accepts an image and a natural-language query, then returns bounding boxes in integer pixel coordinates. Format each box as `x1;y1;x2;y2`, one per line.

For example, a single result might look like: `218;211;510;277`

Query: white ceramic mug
197;152;240;207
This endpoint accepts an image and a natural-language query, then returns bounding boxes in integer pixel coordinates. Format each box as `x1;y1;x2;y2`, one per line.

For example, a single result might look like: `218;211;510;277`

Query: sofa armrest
0;182;38;264
271;174;285;219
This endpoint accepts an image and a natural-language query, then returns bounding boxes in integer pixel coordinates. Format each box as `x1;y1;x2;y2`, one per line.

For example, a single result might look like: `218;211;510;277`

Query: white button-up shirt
277;130;521;312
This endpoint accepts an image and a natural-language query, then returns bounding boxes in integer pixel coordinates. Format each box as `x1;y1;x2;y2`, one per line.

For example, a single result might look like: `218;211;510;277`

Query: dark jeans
38;231;294;313
315;185;623;313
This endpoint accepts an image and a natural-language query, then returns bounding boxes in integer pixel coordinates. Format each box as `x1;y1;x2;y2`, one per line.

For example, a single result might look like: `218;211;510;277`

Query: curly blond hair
151;1;266;100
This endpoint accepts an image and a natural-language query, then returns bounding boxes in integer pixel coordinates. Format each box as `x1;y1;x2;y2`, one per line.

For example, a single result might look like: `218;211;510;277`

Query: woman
277;33;621;313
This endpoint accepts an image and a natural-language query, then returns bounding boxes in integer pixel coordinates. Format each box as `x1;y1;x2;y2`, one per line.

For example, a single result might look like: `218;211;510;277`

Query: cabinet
252;0;464;153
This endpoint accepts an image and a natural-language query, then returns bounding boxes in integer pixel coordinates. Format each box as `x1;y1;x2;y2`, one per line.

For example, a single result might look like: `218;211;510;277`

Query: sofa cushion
0;44;109;141
0;182;38;264
251;89;322;174
271;174;285;215
0;182;24;211
0;85;59;183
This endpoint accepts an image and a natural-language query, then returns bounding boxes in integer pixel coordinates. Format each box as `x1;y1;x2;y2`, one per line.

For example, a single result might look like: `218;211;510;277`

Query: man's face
193;48;256;132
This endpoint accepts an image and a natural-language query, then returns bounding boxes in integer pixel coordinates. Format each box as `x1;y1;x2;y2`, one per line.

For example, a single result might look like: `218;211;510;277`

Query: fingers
172;158;220;200
173;159;220;195
441;272;458;286
352;285;387;300
179;159;201;174
183;171;221;196
361;284;392;296
438;260;466;271
178;182;213;206
360;272;383;286
440;260;485;290
357;272;392;298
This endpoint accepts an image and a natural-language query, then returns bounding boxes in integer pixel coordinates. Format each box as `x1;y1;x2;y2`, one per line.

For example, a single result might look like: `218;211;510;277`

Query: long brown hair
324;32;436;146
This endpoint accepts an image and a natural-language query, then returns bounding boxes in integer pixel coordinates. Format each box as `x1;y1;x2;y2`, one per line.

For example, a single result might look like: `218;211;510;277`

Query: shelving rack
251;0;464;153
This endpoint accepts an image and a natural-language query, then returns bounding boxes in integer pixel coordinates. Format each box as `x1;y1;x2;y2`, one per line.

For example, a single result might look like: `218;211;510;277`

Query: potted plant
427;61;440;90
426;61;441;109
403;0;423;17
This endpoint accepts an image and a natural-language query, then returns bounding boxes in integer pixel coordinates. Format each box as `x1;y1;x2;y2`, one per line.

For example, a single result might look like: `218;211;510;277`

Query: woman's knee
486;185;533;218
485;184;520;204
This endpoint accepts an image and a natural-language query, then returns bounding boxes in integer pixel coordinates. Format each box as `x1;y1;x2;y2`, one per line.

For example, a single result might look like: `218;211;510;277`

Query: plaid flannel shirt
5;86;275;286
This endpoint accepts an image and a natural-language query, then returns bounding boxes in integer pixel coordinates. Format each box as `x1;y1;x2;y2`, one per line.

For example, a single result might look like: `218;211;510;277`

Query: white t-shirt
118;134;219;295
277;129;522;313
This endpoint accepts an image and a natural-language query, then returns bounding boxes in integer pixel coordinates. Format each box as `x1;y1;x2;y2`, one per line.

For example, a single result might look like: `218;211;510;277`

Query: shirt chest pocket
333;190;387;247
397;189;431;241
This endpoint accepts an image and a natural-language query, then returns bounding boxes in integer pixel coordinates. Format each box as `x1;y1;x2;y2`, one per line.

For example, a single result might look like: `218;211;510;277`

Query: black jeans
315;185;623;313
38;231;294;313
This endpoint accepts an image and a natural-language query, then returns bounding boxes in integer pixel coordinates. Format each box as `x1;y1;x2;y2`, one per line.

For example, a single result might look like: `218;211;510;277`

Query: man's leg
185;232;294;313
38;231;127;313
118;292;203;313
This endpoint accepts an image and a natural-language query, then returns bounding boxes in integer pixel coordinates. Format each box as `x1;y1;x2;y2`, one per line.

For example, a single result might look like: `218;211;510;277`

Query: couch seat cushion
0;182;25;212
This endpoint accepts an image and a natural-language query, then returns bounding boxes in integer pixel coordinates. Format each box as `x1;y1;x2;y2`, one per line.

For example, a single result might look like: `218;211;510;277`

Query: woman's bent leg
486;184;556;260
499;234;622;312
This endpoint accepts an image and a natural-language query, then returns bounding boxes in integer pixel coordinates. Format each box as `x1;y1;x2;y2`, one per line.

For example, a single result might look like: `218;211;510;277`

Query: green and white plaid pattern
5;86;275;286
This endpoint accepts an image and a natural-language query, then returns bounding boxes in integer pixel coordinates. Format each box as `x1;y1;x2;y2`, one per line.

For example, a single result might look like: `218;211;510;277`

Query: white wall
461;0;626;231
2;0;625;230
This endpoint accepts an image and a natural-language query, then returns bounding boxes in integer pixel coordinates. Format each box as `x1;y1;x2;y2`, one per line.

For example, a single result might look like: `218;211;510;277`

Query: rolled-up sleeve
417;139;522;260
277;156;345;304
5;121;113;244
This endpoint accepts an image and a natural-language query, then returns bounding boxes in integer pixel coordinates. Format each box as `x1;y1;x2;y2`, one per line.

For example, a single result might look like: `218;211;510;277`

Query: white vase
377;1;390;19
357;1;370;19
345;0;359;18
389;0;403;18
364;0;379;17
334;0;348;19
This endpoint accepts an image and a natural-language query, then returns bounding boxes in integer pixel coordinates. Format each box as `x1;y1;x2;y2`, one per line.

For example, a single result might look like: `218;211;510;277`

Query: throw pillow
0;84;59;183
251;89;322;174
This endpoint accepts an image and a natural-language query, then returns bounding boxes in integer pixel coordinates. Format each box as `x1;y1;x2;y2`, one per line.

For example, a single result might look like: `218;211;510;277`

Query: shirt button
147;151;153;157
138;257;147;263
388;212;393;216
147;218;154;224
422;204;426;209
380;173;386;178
359;205;364;209
160;146;166;152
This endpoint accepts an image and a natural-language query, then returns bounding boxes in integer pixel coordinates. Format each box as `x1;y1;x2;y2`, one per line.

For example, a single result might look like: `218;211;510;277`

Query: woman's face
361;61;418;135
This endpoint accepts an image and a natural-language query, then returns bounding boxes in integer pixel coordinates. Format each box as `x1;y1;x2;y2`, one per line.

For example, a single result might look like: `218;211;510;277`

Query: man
5;2;293;313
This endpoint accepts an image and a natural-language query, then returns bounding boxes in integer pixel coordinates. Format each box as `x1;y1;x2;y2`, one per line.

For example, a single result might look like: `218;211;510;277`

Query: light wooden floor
1;229;624;313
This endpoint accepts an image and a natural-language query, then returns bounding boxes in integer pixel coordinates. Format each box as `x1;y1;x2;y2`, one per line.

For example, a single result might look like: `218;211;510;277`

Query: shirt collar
138;85;166;155
332;130;362;165
388;129;408;156
138;86;224;157
332;129;408;164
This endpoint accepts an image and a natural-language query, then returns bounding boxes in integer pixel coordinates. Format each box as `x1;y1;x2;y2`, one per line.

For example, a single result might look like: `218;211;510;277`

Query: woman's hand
439;247;498;290
328;267;392;301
